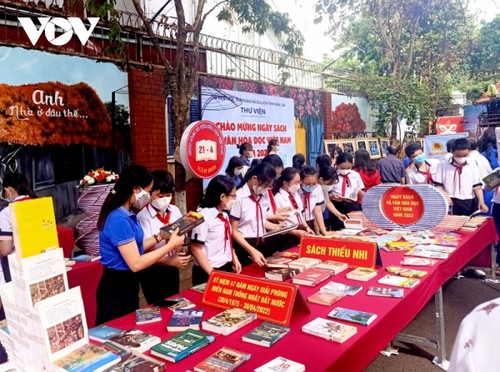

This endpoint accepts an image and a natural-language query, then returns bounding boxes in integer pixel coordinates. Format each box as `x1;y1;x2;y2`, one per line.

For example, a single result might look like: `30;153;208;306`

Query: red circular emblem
180;120;225;179
380;186;424;226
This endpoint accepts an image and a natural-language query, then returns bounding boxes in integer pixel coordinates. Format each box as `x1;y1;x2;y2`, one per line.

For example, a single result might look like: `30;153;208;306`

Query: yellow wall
295;119;307;158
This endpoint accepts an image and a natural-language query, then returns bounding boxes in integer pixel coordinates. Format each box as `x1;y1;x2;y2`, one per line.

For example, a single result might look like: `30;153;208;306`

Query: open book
262;224;299;239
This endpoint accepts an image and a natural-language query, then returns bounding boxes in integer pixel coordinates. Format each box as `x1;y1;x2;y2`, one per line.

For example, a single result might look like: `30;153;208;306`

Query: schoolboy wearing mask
434;138;488;216
136;170;190;305
405;141;440;185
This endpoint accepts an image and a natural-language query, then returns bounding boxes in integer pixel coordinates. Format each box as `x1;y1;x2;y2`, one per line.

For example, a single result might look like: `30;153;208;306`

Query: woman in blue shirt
95;164;185;324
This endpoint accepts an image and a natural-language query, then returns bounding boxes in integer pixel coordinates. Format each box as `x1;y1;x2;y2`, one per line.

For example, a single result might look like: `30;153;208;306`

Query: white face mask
453;157;467;165
288;183;301;194
224;198;236;211
322;184;334;193
151;196;171;213
246;151;254;159
133;188;150;209
337;169;351;176
253;183;268;196
234;168;243;177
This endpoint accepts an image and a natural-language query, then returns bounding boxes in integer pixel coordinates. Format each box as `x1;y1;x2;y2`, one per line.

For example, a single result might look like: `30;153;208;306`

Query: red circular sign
380;186;424;226
180;120;226;179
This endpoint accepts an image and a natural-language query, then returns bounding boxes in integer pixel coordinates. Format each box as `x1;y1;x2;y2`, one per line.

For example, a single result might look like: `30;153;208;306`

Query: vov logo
18;17;99;46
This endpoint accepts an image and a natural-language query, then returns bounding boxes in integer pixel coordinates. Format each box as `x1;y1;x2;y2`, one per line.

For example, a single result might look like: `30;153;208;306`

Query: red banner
300;236;377;269
436;116;464;134
202;271;298;326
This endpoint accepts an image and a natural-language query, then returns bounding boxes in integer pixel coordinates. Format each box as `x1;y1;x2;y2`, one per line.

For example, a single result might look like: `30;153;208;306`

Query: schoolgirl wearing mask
137;170;191;305
191;175;242;285
96;165;185;324
317;166;348;230
225;156;245;187
237;142;254;166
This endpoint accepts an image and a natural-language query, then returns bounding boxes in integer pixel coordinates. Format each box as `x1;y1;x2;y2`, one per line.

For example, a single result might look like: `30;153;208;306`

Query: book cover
367;287;404;298
254;356;305;372
108;329;161;354
265;256;295;269
35;287;88;362
405;249;449;260
307;291;344;306
288;257;321;272
328;307;378;326
11;197;59;259
202;308;256;336
136;306;162;325
160;211;204;236
292;268;332;287
242;321;290;347
265;268;300;281
346;267;378;282
150;329;215;363
72;254;101;263
413;244;455;254
161;296;196;311
261;224;299;239
400;257;437;266
320;281;362;296
191;283;207;293
385;266;428;278
52;344;120;372
301;317;357;343
109;350;165;372
89;325;123;343
273;251;300;259
315;260;348;275
483;169;500;191
193;346;251;372
383;241;414;252
167;308;204;332
102;342;131;359
378;275;420;288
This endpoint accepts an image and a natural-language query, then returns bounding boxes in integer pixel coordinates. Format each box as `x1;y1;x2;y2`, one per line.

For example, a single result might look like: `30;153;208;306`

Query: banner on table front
424;133;468;160
201;87;295;171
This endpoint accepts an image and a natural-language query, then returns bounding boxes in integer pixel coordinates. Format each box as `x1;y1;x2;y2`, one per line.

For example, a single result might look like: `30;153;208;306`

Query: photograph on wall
341;140;355;155
324;140;340;156
329;94;376;137
356;139;367;151
367;139;381;159
379;138;390;157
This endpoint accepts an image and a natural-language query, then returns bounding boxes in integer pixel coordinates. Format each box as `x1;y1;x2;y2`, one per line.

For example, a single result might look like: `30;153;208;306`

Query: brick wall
128;69;167;170
323;92;333;139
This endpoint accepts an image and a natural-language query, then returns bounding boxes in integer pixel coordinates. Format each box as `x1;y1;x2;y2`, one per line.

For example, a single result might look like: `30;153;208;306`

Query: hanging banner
424;133;468;160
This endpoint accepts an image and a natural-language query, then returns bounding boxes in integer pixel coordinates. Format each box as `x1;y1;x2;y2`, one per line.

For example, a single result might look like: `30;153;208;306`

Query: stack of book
242;322;290;347
202;308;257;335
346;267;378;282
288;257;322;272
265;267;300;281
327;307;377;326
107;329;161;353
167;308;204;332
292;268;333;287
302;317;357;343
193;347;251;371
378;275;420;288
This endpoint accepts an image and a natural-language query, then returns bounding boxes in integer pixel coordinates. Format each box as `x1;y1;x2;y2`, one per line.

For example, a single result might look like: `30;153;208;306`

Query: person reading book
190;175;242;285
230;162;283;267
317;166;348;231
95;165;185;325
137;170;191;305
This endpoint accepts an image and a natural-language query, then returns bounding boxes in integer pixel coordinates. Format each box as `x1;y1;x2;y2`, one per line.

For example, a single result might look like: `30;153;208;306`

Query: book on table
315;260;348;275
320;281;362;296
346;267;378;282
89;325;123;343
136;306;162;325
292;268;333;287
51;343;120;372
400;257;437;266
261;224;299;239
108;350;166;371
108;329;161;353
288;257;321;272
405;249;449;260
149;329;215;363
367;287;404;298
254;356;305;372
264;267;300;281
385;266;428;278
72;254;101;263
241;321;290;347
160;211;204;237
265;256;296;269
302;317;357;343
156;296;196;311
327;307;378;326
167;308;204;332
377;275;420;289
191;283;207;293
193;346;251;372
307;291;344;306
202;308;257;336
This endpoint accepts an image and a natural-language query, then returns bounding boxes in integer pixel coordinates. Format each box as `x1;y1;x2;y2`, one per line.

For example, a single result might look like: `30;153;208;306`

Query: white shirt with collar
330;170;365;202
191;207;232;268
469;151;493;179
230;183;267;238
274;188;305;227
298;185;325;222
406;158;441;185
434;158;482;199
137;203;182;253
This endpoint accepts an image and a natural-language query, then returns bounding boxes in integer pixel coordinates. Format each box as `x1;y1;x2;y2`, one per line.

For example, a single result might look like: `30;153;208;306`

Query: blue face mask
413;154;426;165
302;185;317;193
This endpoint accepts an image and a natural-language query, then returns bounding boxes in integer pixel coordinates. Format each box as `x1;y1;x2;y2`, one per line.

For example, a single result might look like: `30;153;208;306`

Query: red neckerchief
216;213;234;264
452;160;466;194
340;173;351;197
288;192;304;226
417;162;433;184
14;196;31;202
249;194;263;239
267;189;277;214
303;191;312;221
148;204;171;225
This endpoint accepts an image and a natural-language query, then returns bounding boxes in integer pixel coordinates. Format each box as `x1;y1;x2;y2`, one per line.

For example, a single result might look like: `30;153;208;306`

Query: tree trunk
390;116;398;139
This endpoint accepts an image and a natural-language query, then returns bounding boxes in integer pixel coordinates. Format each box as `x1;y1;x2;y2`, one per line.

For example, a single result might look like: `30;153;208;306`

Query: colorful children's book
89;325;123;343
136;306;162;325
202;308;257;336
315;260;348;275
346;267;378;282
167;308;204;332
367;287;404;298
193;346;251;372
320;281;362;296
149;329;215;363
288;257;321;272
307;291;344;306
108;329;161;353
52;344;120;372
292;267;332;287
160;211;204;237
378;275;420;288
302;317;357;343
242;322;290;347
400;257;437;266
385;266;428;278
405;249;449;260
254;356;305;372
264;267;300;281
109;350;165;371
328;307;378;326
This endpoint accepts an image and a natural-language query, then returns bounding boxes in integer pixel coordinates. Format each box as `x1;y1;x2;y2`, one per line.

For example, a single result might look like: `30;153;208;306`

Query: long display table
103;219;497;371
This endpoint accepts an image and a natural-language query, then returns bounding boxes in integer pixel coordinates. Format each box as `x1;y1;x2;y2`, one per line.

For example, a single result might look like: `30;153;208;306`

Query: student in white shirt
136;170;191;304
230;162;282;267
404;141;440;185
330;153;365;229
491;179;500;266
317;166;348;230
434;138;488;216
191;175;241;285
298;166;335;236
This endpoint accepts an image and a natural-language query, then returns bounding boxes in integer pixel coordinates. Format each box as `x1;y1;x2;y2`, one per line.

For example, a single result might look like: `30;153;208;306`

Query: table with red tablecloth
102;219;497;371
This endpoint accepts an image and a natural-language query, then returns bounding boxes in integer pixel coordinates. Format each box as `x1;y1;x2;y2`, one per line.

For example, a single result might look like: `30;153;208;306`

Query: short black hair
151;170;174;193
452;138;470;152
319;166;338;183
405;142;422;158
336;152;353;165
262;154;284;169
387;146;398;155
300;166;318;180
201;175;235;208
316;154;332;169
237;142;252;155
446;139;456;153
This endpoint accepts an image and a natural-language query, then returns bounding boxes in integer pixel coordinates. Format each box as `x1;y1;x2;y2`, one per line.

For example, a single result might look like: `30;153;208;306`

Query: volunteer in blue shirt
95;164;185;325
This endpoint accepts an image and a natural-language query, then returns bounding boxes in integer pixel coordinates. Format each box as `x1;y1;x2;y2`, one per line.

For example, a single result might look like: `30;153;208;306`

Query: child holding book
317;166;348;230
136;170;191;305
96;165;185;325
190;175;242;285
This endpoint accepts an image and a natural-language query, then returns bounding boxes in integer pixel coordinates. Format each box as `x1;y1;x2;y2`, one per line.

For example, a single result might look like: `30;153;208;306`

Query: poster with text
201;86;295;172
